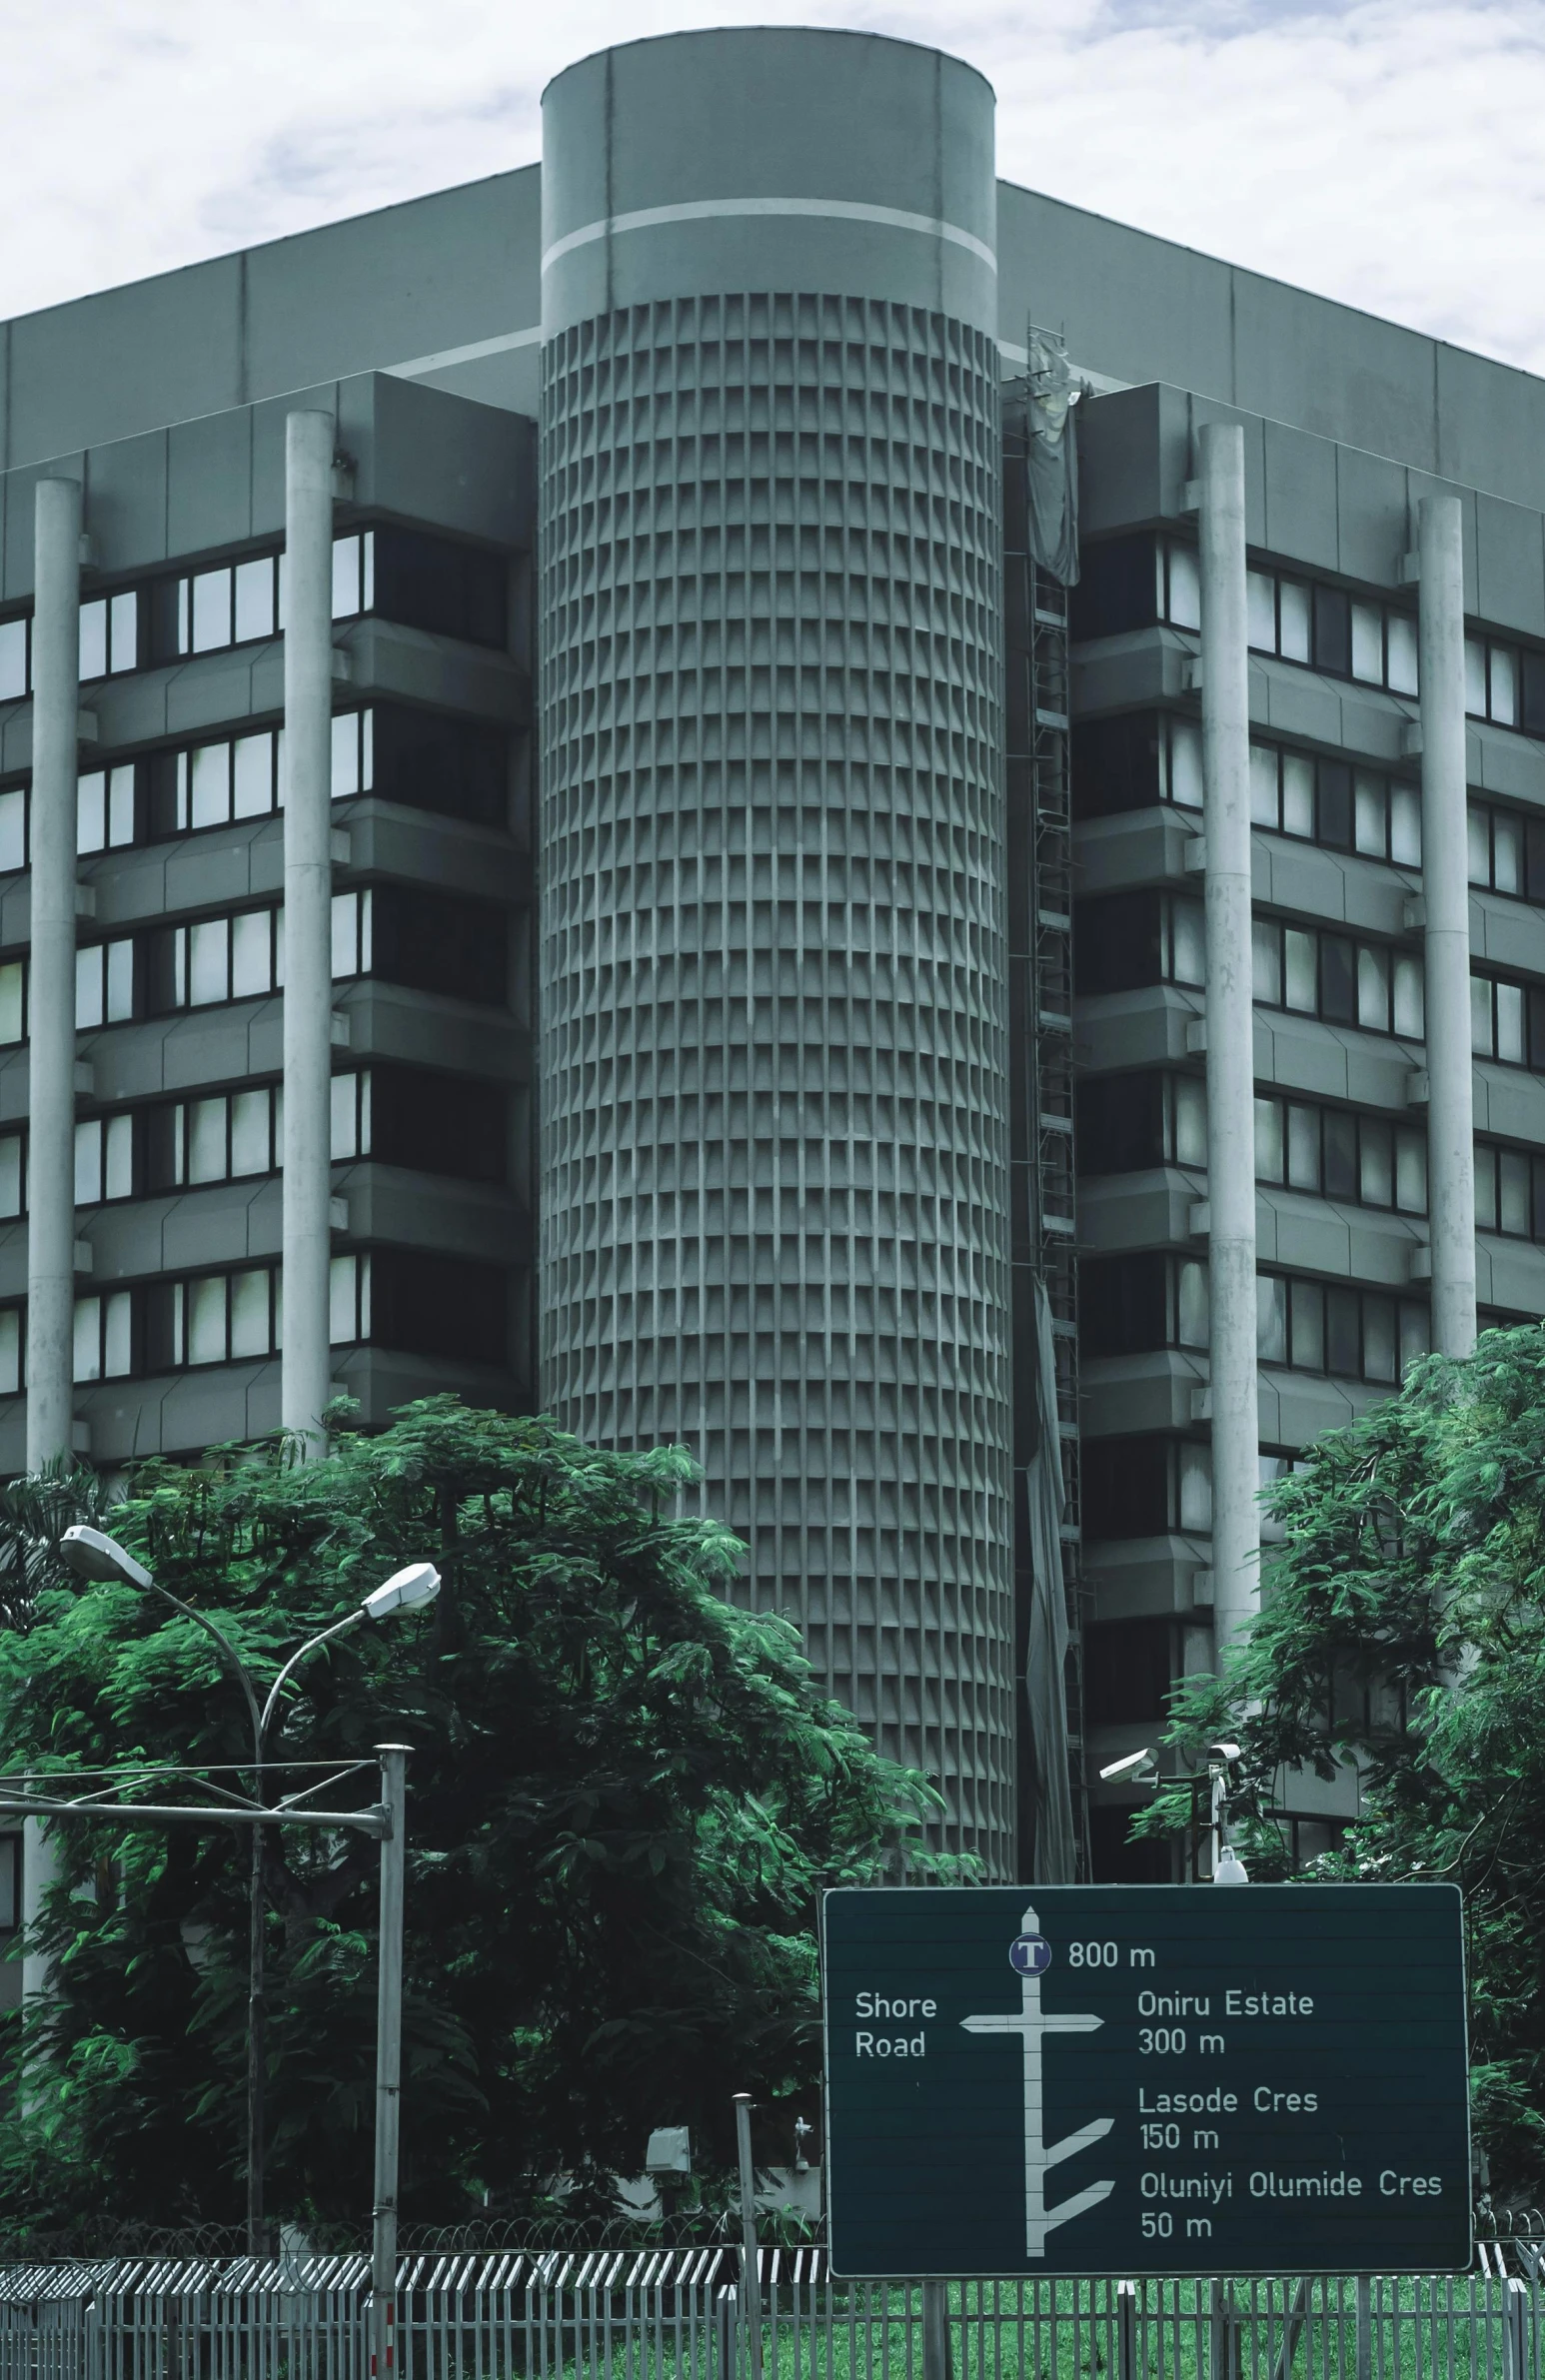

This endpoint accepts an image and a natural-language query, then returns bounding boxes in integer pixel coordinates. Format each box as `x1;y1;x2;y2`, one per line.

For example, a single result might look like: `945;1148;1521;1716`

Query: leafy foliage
1140;1324;1545;2204
0;1400;952;2239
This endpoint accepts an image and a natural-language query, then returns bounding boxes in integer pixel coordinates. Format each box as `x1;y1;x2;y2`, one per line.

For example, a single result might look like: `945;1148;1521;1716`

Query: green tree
0;1399;953;2239
1141;1323;1545;2204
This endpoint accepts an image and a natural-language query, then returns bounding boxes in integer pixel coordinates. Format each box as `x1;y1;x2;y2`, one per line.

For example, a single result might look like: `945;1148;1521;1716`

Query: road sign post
822;1885;1469;2277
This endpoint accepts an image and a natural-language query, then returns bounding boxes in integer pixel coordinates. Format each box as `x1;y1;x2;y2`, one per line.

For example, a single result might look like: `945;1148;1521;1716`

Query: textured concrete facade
539;33;1013;1869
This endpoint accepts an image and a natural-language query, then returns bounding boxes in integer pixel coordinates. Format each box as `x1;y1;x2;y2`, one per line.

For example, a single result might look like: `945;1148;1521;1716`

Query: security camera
1099;1748;1158;1785
1209;1743;1243;1764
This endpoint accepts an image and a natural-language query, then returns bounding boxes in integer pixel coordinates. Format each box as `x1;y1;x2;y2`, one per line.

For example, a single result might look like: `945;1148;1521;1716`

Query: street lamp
1096;1744;1250;1882
56;1524;439;2254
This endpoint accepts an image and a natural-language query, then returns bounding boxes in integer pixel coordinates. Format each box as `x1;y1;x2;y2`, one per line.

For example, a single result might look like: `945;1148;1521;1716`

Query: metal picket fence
0;2244;1539;2380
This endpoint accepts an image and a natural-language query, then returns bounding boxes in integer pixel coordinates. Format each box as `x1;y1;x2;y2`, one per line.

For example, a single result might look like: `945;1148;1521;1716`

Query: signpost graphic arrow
960;1901;1114;2257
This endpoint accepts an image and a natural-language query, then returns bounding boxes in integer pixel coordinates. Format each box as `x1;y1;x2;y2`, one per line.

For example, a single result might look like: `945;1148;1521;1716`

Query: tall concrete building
0;25;1542;1891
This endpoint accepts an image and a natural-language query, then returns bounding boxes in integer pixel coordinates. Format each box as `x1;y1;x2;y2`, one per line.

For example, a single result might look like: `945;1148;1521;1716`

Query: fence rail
0;2248;1539;2380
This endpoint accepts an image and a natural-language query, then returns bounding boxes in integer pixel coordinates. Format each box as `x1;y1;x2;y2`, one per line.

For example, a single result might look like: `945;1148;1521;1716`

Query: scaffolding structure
1003;348;1091;1881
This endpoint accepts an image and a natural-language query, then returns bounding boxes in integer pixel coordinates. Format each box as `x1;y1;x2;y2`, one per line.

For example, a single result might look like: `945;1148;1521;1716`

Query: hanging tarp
1023;1277;1077;1882
1022;328;1081;588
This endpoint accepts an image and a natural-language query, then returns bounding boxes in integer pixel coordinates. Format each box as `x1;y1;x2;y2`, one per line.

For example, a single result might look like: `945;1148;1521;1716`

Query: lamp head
361;1563;441;1624
1098;1747;1158;1786
1214;1845;1250;1885
58;1525;152;1593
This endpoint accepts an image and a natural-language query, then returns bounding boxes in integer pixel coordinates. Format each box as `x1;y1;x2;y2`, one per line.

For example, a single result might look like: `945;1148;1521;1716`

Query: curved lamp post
57;1523;439;2255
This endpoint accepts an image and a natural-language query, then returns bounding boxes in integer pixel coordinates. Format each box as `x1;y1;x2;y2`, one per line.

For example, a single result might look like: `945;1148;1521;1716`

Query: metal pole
247;1751;267;2258
1115;2281;1137;2380
1198;421;1259;1658
373;1747;410;2380
734;2093;762;2380
1355;2275;1371;2380
281;409;337;1454
923;2279;953;2380
27;476;82;1473
1417;493;1477;1358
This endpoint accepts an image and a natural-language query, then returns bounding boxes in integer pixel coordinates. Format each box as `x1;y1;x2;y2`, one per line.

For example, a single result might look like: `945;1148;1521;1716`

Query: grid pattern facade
538;290;1014;1871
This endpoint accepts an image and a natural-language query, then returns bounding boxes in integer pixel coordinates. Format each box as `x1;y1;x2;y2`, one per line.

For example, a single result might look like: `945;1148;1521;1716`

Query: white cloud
5;0;1545;374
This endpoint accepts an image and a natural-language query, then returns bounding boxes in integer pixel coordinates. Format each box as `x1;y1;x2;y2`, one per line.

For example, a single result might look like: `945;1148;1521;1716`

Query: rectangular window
1474;1142;1545;1240
151;542;377;664
0;1307;21;1396
72;1291;132;1383
234;557;278;643
1470;972;1542;1067
74;1114;134;1205
1252;920;1282;1007
150;1084;283;1188
1178;1442;1212;1532
79;592;138;681
1352;604;1390;689
1251;918;1423;1042
0;788;24;873
1235;567;1427;695
331;710;375;800
174;1267;285;1367
180;728;280;831
1312;586;1351;678
77;764;136;855
228;1266;272;1360
1356;943;1390;1032
0;1132;23;1219
1387;613;1419;696
1490;645;1518;726
0;617;29;701
369;1248;502;1365
1468;799;1545;898
0;963;25;1046
331;1070;371;1161
332;888;373;979
1250;743;1278;827
371;527;508;649
75;939;135;1029
1070;536;1158;641
1322;1109;1357;1200
1256;1277;1436;1384
1164;543;1201;631
1275;580;1309;664
1167;896;1205;988
369;887;509;1006
1353;772;1385;857
1389;784;1421;866
1247;573;1276;654
1254;1096;1285;1184
159;909;284;1011
1071;712;1163;820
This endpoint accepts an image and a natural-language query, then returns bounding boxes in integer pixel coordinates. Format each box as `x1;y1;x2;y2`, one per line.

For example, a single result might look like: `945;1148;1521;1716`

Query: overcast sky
8;1;1545;373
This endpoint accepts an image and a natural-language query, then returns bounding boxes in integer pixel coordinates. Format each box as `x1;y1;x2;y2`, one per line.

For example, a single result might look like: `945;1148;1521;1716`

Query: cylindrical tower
538;29;1012;1869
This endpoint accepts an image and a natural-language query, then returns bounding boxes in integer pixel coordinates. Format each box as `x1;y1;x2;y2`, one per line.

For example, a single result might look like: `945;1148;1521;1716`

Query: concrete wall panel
1474;495;1545;638
1262;419;1338;571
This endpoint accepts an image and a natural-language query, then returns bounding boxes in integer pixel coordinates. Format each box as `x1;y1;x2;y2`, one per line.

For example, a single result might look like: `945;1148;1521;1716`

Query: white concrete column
1198;423;1259;1656
1417;495;1477;1358
26;478;83;1474
280;411;336;1452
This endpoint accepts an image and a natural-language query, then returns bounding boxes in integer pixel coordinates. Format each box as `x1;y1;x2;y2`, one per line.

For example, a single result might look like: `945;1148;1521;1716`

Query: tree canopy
0;1399;953;2240
1144;1322;1545;2207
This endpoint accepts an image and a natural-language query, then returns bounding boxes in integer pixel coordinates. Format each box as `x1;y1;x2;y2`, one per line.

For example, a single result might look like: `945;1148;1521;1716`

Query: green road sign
822;1884;1469;2277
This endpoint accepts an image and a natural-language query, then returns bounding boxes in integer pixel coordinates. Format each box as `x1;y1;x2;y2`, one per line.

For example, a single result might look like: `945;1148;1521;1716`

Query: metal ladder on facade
1003;354;1092;1880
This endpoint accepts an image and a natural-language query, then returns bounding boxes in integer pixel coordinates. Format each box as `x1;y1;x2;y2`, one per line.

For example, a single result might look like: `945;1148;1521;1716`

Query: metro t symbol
960;1902;1114;2258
